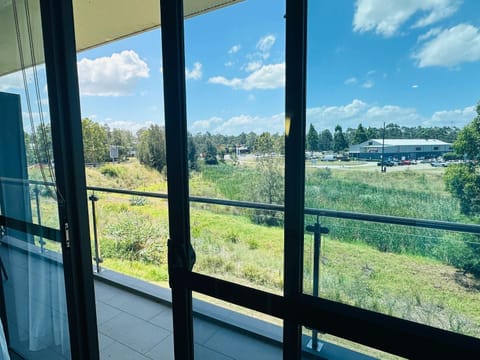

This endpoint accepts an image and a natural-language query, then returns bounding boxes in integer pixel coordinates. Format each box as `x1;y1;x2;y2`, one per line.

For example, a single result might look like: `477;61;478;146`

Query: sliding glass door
0;0;98;359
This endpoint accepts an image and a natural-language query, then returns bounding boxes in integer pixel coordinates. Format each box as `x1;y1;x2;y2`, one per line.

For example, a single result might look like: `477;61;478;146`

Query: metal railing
3;177;480;349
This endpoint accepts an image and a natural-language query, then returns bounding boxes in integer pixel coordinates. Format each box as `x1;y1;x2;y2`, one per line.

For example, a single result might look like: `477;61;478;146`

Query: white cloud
427;105;476;126
208;62;285;90
413;24;480;68
256;34;276;53
307;99;474;130
224;61;235;67
353;0;460;37
412;84;419;88
190;113;284;135
417;27;442;42
228;44;241;54
344;77;358;85
185;62;203;80
188;100;475;135
244;61;262;72
102;119;161;133
362;80;375;88
0;70;30;91
77;50;149;96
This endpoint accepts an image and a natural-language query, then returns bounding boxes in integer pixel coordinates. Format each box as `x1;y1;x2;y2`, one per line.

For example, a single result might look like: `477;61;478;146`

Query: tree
333;125;348;153
352;123;368;144
137;125;166;172
82;118;108;164
187;133;198;170
204;140;218;165
30;123;53;164
306;124;319;153
444;103;480;276
254;132;274;154
445;107;480;215
110;128;135;160
319;129;333;151
251;132;284;224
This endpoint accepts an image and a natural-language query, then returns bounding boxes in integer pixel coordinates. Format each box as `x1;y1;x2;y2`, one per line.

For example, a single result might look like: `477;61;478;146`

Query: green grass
29;159;480;340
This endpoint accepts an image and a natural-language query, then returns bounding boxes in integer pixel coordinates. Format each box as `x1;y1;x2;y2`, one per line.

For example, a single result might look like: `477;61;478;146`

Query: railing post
306;215;329;352
89;193;102;272
34;185;45;253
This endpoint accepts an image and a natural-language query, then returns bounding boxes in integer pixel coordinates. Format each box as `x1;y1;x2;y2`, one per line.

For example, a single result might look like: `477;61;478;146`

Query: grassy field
28;159;480;342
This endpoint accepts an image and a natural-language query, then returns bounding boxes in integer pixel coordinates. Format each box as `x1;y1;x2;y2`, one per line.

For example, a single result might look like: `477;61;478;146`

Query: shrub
100;164;121;178
102;214;167;265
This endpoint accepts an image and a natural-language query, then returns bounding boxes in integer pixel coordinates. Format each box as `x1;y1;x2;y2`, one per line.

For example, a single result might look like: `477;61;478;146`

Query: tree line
25;118;461;171
306;123;461;153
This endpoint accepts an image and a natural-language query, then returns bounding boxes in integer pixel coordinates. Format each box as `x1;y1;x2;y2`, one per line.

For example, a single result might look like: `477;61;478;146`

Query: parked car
377;160;395;167
431;161;448;167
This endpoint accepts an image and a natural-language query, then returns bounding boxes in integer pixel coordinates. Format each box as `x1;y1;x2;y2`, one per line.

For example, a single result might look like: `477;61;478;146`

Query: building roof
362;139;452;147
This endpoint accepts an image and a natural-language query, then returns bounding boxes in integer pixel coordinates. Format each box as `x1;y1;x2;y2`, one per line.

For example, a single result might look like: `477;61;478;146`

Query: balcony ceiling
0;0;242;77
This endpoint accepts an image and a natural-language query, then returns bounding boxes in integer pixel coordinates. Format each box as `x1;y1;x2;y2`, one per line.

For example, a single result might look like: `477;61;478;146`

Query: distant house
349;139;453;160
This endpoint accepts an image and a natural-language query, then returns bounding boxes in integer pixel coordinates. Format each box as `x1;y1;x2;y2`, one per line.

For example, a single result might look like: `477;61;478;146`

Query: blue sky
2;0;480;135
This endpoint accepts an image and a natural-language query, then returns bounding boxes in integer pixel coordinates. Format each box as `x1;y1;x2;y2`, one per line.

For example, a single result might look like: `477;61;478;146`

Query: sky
2;0;480;135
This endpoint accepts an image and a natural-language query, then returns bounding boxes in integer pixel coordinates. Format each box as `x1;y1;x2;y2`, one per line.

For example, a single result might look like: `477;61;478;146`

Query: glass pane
185;0;286;296
193;292;283;359
301;325;404;360
304;0;480;346
0;0;70;357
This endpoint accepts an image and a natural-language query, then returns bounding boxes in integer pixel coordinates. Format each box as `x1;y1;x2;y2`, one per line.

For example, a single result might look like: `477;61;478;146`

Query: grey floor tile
193;317;218;345
96;300;122;325
149;309;173;330
106;292;169;321
144;334;174;360
95;282;127;303
98;332;116;351
100;312;170;354
204;327;282;360
195;344;235;360
100;340;151;360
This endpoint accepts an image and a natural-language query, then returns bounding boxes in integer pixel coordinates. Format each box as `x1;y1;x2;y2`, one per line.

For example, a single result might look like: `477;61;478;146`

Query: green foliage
351;123;368;145
307;124;319;152
204;140;218;165
443;152;463;161
453;118;480;160
129;196;147;206
445;163;480;215
82;118;108;163
99;164;121;178
187;133;198;170
254;132;275;154
333;125;348;152
102;213;167;264
319;129;333;151
137;125;166;172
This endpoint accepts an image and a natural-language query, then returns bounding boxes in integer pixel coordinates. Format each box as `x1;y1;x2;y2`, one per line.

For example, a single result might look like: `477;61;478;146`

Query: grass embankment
30;160;480;339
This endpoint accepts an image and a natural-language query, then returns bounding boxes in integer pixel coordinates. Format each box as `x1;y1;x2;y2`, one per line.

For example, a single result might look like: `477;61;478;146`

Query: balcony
94;269;376;360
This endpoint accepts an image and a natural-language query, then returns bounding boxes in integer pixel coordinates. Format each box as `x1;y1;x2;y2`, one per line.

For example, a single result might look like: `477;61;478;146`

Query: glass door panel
184;0;286;297
303;0;480;354
0;0;72;358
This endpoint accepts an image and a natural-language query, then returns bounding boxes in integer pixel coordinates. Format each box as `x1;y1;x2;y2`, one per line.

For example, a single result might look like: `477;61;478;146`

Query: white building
349;139;453;160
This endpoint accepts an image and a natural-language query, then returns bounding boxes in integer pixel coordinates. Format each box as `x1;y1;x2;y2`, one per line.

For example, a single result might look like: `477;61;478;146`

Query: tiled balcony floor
95;280;282;360
94;270;377;360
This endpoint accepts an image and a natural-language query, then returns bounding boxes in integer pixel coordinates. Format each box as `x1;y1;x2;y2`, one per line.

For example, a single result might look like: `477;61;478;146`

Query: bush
102;214;167;265
100;164;121;178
